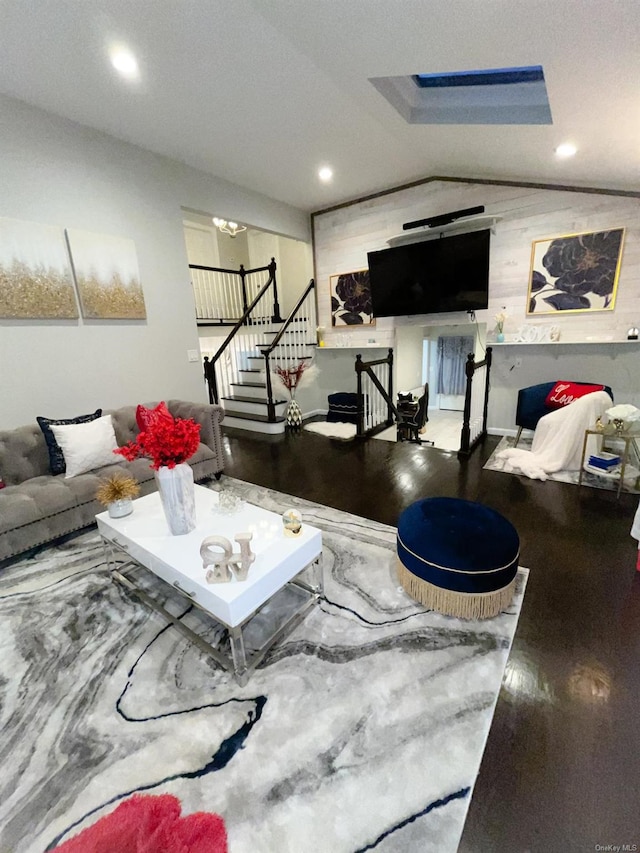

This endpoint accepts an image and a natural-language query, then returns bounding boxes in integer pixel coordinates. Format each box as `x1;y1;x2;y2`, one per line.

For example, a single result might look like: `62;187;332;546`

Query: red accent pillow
545;382;605;410
136;401;174;431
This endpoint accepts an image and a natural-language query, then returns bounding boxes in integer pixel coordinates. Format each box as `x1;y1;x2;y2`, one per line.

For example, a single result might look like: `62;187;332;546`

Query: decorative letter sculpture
200;533;255;584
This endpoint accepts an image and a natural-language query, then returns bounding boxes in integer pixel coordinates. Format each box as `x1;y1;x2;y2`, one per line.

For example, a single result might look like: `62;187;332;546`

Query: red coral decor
52;794;228;853
115;411;200;470
274;361;311;393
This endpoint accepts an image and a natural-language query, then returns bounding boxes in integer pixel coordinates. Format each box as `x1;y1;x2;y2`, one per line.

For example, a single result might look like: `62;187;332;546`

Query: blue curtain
437;336;474;395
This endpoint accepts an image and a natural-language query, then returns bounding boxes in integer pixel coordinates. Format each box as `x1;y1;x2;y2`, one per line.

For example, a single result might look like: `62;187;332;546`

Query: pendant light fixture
212;217;247;238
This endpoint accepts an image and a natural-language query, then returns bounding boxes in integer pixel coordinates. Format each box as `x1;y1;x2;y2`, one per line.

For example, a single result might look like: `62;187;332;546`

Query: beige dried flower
95;473;140;506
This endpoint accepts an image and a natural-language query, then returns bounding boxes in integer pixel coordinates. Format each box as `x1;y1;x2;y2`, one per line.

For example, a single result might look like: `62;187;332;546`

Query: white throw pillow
50;415;119;479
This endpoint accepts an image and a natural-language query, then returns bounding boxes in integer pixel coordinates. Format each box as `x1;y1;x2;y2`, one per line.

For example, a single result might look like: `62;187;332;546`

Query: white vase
154;463;196;535
108;498;133;518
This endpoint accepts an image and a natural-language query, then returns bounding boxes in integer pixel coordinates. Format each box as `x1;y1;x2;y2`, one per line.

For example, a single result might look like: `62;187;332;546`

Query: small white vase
154;463;196;535
108;498;133;518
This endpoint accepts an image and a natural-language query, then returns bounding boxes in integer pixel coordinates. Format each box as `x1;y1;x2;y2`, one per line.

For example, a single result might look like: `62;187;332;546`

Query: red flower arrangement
115;414;201;470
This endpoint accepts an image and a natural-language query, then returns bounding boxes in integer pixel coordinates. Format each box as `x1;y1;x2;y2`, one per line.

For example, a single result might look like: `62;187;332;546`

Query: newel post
269;258;283;323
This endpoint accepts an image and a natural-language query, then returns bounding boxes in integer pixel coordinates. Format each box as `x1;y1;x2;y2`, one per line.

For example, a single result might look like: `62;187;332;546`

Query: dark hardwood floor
220;424;640;853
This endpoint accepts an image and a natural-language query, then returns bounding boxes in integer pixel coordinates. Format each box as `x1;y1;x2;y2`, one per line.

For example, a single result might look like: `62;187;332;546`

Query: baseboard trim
487;427;533;438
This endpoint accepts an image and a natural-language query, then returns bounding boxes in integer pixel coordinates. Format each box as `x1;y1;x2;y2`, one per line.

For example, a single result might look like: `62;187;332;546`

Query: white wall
395;325;424;393
313;179;640;432
0;94;309;429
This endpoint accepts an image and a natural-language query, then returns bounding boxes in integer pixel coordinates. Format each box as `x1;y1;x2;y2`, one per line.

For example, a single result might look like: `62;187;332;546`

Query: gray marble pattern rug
0;479;527;853
485;435;640;494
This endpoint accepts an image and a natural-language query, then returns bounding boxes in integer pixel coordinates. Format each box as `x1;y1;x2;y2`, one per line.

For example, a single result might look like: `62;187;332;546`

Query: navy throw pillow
37;409;102;475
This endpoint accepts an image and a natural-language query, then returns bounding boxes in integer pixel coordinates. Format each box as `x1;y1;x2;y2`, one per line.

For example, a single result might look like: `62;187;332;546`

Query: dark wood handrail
203;267;278;404
188;261;274;275
261;279;315;420
209;276;275;368
191;257;281;323
355;349;396;436
261;279;315;355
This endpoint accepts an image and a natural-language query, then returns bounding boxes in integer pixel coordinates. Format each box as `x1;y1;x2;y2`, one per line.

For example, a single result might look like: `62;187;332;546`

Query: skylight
370;65;552;125
414;66;544;88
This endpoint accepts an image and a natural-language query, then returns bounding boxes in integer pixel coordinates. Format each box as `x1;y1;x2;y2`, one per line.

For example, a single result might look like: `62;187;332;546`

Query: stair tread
222;395;287;405
263;326;310;336
230;382;266;388
258;343;317;349
249;354;312;361
223;411;286;424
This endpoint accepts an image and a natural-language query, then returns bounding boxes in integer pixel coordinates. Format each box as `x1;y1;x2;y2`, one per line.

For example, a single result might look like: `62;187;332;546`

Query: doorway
422;324;484;412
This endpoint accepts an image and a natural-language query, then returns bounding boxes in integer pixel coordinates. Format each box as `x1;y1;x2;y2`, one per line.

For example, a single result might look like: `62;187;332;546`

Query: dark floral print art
528;228;624;314
330;270;374;326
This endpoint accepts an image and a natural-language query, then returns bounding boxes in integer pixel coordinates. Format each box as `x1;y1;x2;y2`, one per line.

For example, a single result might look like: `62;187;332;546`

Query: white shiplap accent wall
313;180;640;432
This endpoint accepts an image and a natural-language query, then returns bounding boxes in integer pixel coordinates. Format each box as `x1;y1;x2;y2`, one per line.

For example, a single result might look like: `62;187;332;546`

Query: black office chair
397;383;433;445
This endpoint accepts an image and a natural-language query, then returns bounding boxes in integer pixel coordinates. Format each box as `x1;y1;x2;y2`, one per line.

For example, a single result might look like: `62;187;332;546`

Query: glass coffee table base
108;554;323;686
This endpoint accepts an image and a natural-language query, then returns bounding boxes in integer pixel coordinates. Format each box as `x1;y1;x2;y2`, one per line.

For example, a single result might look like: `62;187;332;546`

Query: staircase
221;323;317;433
194;259;318;435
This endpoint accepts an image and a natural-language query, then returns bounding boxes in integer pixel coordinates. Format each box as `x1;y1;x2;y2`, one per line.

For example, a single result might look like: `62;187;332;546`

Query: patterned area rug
0;479;527;853
484;435;640;494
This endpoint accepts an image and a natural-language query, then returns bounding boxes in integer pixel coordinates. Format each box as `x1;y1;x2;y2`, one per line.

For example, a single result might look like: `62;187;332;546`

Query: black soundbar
402;205;485;231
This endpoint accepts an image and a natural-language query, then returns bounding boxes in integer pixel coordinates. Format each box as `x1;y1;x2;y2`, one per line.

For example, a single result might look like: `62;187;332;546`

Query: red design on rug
544;382;604;410
136;401;174;431
52;794;228;853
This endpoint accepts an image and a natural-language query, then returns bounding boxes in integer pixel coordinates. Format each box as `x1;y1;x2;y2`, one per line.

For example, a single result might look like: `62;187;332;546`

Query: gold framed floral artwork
0;217;78;319
526;227;625;315
66;228;146;319
330;269;375;326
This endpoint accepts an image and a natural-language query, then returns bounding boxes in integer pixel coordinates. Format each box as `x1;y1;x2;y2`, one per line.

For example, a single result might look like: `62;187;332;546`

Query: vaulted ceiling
0;0;638;212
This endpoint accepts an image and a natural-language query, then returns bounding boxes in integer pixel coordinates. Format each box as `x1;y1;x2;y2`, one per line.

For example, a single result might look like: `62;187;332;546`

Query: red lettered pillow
136;401;173;431
545;382;605;410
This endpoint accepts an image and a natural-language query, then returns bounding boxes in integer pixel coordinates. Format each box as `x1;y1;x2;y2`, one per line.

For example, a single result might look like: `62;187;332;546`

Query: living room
1;3;639;852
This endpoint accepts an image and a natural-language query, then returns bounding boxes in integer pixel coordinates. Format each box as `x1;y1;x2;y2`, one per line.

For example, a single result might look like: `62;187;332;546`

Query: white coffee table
97;484;323;684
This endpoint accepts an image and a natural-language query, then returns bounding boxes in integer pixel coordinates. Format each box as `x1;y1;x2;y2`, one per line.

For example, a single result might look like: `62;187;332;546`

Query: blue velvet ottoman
396;497;520;620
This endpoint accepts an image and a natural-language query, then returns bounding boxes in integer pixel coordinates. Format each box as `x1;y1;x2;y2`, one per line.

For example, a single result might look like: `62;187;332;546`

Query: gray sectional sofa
0;399;224;563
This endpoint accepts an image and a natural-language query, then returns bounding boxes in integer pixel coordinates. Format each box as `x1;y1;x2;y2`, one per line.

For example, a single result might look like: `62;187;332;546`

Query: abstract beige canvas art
66;229;146;319
0;217;78;319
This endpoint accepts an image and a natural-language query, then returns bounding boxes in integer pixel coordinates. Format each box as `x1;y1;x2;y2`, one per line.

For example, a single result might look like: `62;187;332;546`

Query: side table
578;428;640;497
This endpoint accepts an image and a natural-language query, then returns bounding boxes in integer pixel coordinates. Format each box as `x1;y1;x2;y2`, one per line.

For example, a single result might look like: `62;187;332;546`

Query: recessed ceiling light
555;142;577;158
318;167;333;183
109;45;139;80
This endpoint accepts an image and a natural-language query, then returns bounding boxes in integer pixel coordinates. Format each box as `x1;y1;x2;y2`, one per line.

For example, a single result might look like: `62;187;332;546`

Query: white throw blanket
497;390;613;481
632;501;640;542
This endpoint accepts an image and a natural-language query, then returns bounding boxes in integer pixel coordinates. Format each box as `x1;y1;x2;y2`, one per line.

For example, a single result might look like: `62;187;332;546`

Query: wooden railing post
264;353;276;422
386;347;394;425
355;354;365;437
239;264;249;319
203;356;219;404
269;258;283;323
482;346;493;437
459;353;475;457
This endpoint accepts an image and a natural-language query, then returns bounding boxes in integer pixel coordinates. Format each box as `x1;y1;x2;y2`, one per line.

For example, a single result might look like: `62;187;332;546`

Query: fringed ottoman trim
398;532;519;574
396;559;517;620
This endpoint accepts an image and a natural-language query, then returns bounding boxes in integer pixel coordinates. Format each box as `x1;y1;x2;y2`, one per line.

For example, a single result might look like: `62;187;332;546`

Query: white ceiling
0;0;638;213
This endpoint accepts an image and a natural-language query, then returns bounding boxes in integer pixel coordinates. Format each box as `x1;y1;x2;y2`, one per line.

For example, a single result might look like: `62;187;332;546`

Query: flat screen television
367;228;490;317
